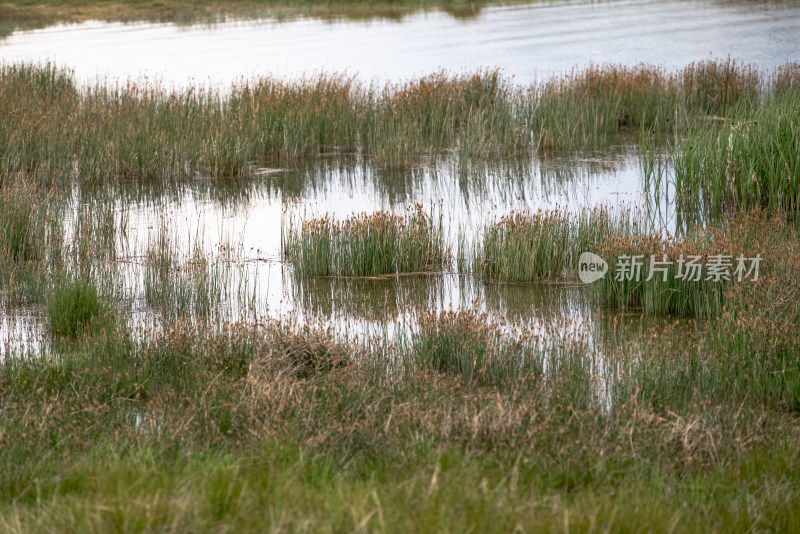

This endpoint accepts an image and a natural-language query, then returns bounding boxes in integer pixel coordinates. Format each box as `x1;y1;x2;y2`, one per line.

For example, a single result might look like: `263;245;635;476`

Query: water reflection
1;147;686;358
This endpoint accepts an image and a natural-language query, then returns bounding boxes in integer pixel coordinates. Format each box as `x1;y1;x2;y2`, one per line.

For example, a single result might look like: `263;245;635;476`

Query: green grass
673;91;800;212
283;207;446;277
475;208;640;282
680;58;760;117
0;293;798;530
0;439;798;533
1;62;795;187
47;277;112;337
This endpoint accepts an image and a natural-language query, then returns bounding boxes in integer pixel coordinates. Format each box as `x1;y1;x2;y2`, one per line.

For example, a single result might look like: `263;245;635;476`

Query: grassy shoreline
1;271;799;530
2;61;796;196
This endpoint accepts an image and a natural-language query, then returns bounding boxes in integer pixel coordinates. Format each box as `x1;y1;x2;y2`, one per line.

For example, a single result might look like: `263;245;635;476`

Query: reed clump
411;310;544;385
535;64;677;150
616;212;800;413
368;70;532;164
681;59;760;117
594;233;727;317
476;207;639;282
144;231;230;321
772;62;800;96
534;59;770;152
0;181;45;263
673;93;800;212
0;178;64;306
283;206;446;277
594;210;786;318
47;277;112;338
0;64;78;182
1;66;535;182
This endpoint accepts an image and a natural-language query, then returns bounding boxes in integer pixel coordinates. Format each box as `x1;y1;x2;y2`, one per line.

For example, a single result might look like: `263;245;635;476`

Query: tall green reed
2;61;791;187
475;208;639;282
283;206;446;277
673;93;800;212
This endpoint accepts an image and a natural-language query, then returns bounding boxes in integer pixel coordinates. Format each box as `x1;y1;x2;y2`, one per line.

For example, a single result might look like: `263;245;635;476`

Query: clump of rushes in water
533;59;765;151
593;233;725;317
476;208;640;282
47;278;113;338
0;182;43;264
411;310;544;386
591;212;779;318
283;206;446;277
534;64;678;151
144;230;230;322
673;91;800;213
0;178;63;305
680;59;760;117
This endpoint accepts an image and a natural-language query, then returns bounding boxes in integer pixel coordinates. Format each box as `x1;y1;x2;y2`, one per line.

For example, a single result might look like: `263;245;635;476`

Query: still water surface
1;0;799;86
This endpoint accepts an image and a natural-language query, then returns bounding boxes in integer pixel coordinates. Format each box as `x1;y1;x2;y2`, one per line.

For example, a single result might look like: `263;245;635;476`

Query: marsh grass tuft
144;229;231;321
0;178;63;305
534;64;677;150
476;207;639;282
411;310;543;385
0;181;45;263
681;59;760;117
595;211;789;317
47;278;112;338
594;233;726;317
283;206;446;277
674;93;800;212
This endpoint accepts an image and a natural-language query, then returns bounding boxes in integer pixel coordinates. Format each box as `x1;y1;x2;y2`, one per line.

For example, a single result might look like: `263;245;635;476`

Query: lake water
1;0;799;86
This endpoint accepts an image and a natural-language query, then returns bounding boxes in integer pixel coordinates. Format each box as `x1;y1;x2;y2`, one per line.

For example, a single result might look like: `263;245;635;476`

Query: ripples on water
1;0;799;86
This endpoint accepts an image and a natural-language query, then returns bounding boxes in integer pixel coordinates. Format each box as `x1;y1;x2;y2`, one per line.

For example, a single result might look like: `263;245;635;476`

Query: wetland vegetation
1;56;799;532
